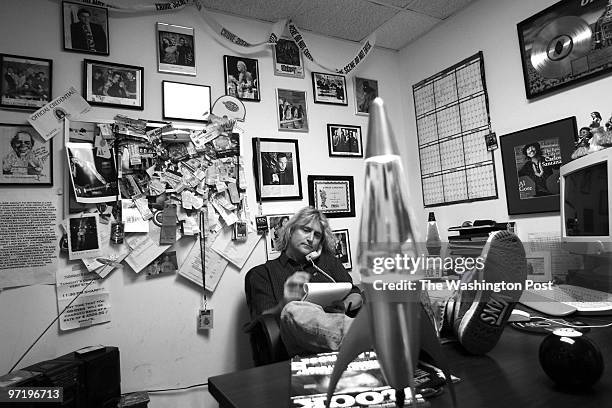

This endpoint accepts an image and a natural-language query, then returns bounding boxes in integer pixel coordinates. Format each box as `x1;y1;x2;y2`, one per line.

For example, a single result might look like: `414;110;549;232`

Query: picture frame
525;251;552;283
327;124;363;157
252;138;302;201
517;0;612;99
156;22;196;76
62;1;109;56
272;37;304;78
332;229;352;270
224;55;260;102
500;117;576;215
307;175;355;218
354;77;378;115
0;54;52;110
67;212;101;260
0;123;52;186
276;88;308;132
265;213;293;260
83;59;144;110
312;72;348;105
162;81;211;123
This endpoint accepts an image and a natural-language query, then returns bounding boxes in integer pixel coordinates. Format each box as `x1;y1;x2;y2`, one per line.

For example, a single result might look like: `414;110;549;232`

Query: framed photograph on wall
312;72;348;105
0;123;52;186
500;116;576;215
224;55;260;102
327;124;363;157
354;77;378;115
307;175;355;218
517;0;612;99
252;138;302;201
332;229;352;270
157;22;196;76
62;1;109;55
265;213;293;260
276;88;308;132
272;37;304;78
162;81;211;123
0;54;52;110
83;59;144;110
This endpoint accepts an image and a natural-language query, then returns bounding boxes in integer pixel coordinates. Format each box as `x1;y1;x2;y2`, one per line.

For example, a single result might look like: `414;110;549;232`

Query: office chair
244;270;289;366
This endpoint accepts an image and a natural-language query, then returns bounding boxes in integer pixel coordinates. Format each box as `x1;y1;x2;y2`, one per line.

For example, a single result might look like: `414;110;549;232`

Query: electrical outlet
198;309;213;330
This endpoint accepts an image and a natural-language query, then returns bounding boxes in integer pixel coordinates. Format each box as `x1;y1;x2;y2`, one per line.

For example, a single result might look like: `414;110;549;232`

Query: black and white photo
157;23;196;76
273;37;304;78
354;76;378;115
66;142;118;204
83;59;144;110
277;88;308;132
0;124;52;185
312;72;348;105
327;124;363;157
224;55;260;102
265;214;292;260
252;138;302;201
0;54;52;110
67;213;101;260
62;1;109;55
332;229;352;270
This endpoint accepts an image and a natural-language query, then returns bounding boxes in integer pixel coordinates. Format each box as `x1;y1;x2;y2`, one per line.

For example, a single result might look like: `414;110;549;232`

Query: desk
209;322;612;408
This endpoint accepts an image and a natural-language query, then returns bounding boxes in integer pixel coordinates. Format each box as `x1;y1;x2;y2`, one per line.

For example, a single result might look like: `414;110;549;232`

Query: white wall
0;1;404;407
398;0;611;241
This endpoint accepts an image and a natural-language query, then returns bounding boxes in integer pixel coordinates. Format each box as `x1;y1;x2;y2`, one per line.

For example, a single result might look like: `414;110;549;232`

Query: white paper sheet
211;228;261;269
178;239;228;292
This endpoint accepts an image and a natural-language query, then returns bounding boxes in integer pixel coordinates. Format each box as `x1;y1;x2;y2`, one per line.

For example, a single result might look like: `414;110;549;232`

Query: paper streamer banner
63;0;377;74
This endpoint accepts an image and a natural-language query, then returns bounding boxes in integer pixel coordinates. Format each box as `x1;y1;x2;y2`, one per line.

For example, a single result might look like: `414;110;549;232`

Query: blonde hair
275;207;336;254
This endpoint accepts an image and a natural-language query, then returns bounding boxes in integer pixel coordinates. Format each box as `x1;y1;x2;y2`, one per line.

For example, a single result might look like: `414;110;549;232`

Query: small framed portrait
332;229;352;270
162;81;211;123
146;250;178;276
265;213;293;260
157;22;196;76
224;55;260;102
83;59;144;110
307;175;355;218
0;54;52;110
0;124;52;186
67;213;102;260
66;141;118;204
500;117;576;215
276;88;308;132
62;1;109;55
252;138;302;201
354;77;378;115
525;251;552;283
272;37;304;78
327;124;363;157
312;72;348;106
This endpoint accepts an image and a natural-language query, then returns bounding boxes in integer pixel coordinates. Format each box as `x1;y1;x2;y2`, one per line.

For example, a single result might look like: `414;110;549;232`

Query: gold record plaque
517;0;612;99
530;16;592;78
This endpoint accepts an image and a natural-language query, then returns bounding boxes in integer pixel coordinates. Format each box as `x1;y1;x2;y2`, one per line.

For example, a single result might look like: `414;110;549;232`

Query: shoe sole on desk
455;230;528;355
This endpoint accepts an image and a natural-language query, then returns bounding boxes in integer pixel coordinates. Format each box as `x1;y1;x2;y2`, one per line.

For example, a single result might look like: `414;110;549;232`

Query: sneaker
452;230;528;354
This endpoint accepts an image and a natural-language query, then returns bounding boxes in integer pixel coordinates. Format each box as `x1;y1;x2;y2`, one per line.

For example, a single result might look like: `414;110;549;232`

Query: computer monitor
560;147;612;254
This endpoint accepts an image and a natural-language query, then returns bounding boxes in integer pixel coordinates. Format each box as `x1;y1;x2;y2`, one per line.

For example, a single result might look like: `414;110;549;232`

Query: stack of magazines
447;221;516;258
290;350;459;408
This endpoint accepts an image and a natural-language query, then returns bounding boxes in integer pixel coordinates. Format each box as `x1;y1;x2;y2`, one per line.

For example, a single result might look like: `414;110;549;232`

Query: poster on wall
157;22;196;76
517;0;612;99
500;117;576;215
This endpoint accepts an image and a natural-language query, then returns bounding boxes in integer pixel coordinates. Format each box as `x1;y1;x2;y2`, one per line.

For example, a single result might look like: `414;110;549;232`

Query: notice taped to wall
0;200;58;289
56;264;110;331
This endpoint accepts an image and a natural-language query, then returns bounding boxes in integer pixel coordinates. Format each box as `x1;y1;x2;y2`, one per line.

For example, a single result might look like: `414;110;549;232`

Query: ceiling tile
199;0;306;22
292;0;398;42
374;10;440;50
406;0;474;19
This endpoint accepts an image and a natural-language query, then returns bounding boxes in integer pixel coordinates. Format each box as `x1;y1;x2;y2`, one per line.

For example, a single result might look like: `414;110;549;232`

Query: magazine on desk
290;350;458;408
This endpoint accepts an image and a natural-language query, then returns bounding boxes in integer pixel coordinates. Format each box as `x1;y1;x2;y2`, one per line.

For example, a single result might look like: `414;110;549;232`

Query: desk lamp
325;98;455;408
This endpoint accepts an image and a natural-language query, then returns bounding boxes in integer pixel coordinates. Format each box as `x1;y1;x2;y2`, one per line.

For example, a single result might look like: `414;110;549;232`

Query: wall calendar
412;51;498;207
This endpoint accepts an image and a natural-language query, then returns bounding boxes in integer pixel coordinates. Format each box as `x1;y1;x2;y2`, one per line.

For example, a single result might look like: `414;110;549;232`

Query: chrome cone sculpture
325;98;456;408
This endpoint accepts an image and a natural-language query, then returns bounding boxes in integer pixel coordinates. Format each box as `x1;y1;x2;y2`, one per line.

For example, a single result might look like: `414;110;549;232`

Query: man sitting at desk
246;207;528;357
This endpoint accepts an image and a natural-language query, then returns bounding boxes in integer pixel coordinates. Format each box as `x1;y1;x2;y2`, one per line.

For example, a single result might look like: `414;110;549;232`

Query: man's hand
283;271;310;303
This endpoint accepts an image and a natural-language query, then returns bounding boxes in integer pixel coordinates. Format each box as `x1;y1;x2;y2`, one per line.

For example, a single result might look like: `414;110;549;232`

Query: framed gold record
518;0;612;99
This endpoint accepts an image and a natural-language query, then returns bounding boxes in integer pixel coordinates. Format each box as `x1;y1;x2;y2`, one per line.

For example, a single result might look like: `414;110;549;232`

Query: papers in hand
301;282;352;308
